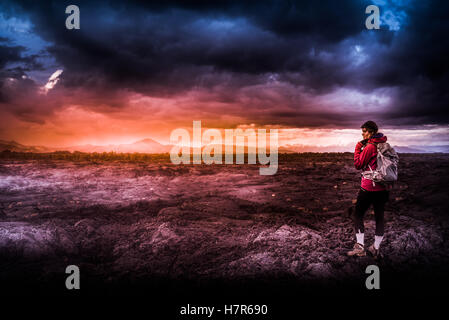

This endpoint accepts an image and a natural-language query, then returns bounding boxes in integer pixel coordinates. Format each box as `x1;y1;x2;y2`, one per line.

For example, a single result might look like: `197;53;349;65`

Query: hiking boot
367;244;382;259
347;243;366;257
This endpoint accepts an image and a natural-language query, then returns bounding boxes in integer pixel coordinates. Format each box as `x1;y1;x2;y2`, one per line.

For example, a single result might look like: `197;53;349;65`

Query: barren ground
1;153;449;298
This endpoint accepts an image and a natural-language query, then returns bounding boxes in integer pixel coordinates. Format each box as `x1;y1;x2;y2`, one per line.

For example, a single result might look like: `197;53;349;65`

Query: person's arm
354;141;375;170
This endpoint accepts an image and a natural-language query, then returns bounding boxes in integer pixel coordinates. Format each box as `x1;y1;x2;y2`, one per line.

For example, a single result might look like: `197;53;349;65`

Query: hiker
347;120;392;259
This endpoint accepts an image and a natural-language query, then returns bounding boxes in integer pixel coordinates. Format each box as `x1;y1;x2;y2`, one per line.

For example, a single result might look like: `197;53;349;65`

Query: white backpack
362;142;399;186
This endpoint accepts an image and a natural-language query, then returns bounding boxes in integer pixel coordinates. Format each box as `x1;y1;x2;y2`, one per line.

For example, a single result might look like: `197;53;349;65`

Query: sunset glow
1;1;448;152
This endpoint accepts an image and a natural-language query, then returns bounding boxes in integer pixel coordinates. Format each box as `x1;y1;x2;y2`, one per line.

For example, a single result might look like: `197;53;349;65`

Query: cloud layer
0;0;448;146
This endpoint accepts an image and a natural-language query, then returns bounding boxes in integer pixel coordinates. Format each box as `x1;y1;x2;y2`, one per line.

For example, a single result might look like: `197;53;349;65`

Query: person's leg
347;189;372;256
372;190;389;249
353;188;372;246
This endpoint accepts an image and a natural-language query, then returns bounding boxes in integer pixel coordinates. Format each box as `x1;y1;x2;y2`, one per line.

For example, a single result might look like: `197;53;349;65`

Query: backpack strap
362;142;377;171
361;143;378;187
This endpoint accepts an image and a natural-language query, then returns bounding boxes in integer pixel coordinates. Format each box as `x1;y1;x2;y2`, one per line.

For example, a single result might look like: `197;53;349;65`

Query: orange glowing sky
1;1;449;151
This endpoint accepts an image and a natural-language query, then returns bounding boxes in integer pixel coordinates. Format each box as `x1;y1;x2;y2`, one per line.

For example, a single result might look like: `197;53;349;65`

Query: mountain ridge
1;139;448;154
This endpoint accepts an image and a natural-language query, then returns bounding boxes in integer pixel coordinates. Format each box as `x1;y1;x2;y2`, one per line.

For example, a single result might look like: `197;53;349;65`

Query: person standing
347;121;390;259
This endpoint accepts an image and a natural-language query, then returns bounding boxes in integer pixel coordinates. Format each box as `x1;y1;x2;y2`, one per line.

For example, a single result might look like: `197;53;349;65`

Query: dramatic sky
0;0;448;148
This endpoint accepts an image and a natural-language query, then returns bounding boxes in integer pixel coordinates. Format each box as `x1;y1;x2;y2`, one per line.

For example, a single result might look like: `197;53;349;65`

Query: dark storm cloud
0;44;24;69
0;0;368;91
134;0;368;41
1;0;449;127
362;0;449;125
0;42;43;105
0;43;41;70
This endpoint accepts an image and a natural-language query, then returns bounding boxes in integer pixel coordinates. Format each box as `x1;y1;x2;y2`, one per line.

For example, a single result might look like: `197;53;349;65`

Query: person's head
361;120;378;140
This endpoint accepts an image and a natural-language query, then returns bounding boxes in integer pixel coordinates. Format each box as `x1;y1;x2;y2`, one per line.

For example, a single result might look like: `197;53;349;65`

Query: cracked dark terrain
1;153;449;297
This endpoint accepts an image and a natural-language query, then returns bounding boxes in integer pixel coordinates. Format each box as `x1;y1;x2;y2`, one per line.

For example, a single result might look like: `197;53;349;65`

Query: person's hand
359;138;369;145
356;139;368;150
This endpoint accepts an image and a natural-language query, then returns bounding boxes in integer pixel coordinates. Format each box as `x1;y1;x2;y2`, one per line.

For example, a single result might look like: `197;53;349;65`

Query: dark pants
354;188;389;236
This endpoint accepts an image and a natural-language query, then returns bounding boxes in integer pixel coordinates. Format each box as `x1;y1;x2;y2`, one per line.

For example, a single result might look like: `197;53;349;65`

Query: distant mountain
0;140;51;153
1;139;448;154
0;138;172;154
392;145;427;153
280;144;353;153
392;145;449;153
67;138;172;153
283;143;449;153
412;145;449;153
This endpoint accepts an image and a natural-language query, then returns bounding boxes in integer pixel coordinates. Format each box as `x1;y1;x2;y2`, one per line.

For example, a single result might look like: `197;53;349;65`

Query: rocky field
0;153;448;299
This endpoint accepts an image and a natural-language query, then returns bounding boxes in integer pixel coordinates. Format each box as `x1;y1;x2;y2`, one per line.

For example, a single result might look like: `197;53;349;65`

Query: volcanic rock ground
0;153;448;298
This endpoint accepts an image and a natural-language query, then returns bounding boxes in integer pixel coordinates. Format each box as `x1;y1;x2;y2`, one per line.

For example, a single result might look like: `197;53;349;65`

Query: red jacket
354;133;387;191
